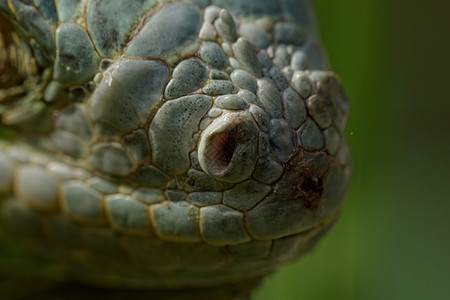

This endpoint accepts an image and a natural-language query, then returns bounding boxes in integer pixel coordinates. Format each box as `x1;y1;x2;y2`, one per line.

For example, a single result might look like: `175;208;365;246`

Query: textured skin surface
0;0;351;290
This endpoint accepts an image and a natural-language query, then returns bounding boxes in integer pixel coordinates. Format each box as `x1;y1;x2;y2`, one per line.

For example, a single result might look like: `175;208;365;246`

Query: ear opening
0;13;38;103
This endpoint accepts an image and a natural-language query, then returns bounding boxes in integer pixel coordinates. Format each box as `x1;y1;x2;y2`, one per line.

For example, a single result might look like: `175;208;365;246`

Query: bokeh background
256;0;450;299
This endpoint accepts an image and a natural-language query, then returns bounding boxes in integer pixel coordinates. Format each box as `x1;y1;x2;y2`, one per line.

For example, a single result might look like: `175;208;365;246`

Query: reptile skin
0;0;351;291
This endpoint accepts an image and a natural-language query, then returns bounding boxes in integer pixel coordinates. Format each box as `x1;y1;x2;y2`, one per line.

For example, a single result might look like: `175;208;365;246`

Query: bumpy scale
0;0;351;293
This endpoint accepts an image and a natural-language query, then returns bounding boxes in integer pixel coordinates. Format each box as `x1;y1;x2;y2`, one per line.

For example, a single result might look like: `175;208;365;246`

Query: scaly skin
0;0;351;293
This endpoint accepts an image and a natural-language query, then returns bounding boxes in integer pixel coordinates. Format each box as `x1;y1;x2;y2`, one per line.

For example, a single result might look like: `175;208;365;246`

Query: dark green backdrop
256;0;450;299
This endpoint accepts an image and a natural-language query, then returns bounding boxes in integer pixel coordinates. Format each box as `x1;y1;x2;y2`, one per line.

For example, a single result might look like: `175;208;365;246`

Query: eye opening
209;132;237;172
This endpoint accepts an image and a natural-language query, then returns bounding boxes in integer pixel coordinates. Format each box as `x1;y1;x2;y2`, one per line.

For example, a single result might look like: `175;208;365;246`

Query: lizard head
0;0;351;289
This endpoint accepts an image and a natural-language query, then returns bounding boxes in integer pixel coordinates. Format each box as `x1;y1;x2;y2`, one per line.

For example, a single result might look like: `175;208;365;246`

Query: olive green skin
0;0;351;290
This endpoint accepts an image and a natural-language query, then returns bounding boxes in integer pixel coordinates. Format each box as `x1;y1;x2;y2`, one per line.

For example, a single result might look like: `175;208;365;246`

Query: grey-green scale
0;0;351;291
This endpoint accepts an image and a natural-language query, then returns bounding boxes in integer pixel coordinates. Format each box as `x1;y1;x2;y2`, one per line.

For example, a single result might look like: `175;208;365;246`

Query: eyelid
198;112;259;183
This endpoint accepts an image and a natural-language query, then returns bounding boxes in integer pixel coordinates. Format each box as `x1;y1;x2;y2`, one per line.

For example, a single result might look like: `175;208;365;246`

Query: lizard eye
198;112;259;183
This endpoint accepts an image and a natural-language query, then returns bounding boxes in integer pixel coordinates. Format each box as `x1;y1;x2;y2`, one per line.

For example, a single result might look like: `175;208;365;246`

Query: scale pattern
0;0;351;289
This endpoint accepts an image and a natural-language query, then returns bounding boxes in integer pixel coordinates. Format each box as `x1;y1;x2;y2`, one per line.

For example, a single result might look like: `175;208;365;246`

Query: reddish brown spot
300;176;323;210
275;151;325;211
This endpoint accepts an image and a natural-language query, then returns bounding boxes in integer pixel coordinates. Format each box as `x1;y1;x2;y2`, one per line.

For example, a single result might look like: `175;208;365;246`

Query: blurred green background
256;0;450;299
